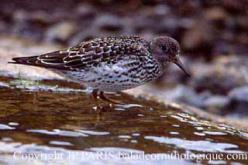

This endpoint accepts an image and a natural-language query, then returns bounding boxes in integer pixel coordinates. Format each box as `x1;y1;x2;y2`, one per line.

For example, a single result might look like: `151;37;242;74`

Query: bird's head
150;36;190;77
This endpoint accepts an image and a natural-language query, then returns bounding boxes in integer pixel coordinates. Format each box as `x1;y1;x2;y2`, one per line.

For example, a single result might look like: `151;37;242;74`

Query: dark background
0;0;248;117
0;0;247;58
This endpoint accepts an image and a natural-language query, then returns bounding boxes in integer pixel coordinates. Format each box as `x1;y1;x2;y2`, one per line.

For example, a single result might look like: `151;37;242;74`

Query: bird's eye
161;45;168;52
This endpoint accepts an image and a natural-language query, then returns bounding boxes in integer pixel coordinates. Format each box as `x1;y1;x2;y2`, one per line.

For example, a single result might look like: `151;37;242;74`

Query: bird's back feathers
9;36;151;71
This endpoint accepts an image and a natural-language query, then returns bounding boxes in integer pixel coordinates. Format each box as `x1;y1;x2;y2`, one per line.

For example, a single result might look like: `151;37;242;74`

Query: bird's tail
8;56;41;67
9;56;38;65
9;51;69;70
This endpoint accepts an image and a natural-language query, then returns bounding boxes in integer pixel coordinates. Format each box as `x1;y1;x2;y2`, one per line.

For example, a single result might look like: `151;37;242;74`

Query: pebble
203;95;230;113
163;85;211;108
0;82;9;88
228;86;248;102
226;86;248;116
45;21;76;43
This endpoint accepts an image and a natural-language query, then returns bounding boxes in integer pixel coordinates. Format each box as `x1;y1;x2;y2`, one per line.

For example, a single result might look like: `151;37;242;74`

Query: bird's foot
90;90;123;109
99;91;122;104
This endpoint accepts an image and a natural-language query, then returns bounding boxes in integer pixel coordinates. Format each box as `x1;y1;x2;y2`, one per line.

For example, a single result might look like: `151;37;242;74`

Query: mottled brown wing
10;36;150;71
70;37;150;68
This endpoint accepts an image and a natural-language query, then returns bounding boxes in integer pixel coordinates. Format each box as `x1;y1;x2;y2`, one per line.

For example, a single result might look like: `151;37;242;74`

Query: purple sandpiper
10;36;190;103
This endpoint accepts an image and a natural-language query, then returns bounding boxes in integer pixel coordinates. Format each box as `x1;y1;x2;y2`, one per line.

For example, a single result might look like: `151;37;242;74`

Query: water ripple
144;136;242;153
27;129;88;137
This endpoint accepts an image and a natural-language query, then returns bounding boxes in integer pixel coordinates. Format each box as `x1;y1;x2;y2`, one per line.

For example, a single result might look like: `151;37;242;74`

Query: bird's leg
99;91;122;104
91;89;99;107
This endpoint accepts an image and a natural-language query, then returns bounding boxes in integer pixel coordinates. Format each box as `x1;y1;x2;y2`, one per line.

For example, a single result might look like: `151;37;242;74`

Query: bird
9;35;190;104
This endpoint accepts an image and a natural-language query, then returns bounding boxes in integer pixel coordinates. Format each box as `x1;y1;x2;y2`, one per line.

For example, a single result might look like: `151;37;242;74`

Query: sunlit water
0;77;248;164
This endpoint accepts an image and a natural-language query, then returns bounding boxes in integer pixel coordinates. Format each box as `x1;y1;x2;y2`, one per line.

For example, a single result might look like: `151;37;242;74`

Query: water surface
0;77;248;164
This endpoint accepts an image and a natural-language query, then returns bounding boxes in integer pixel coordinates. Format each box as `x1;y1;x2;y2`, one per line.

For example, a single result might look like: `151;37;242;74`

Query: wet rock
203;95;230;114
205;7;227;22
192;69;240;95
0;124;15;130
12;9;60;41
76;3;97;21
222;0;248;13
190;56;248;95
181;19;214;55
153;4;170;17
229;86;248;102
236;15;248;32
133;15;151;33
0;82;9;88
0;81;248;164
45;21;76;44
178;0;201;16
162;85;211;108
0;22;7;33
227;86;248;116
94;14;125;34
205;7;228;28
12;10;28;23
69;28;98;46
159;16;181;34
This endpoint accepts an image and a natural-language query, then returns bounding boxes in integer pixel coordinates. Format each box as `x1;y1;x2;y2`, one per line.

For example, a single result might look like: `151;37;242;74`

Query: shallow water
0;77;248;164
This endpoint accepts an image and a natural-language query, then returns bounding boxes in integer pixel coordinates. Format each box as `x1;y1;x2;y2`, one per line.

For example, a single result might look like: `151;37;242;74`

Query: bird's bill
174;57;191;77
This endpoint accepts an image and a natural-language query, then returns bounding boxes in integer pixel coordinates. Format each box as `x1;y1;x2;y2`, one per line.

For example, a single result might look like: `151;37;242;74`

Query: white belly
57;63;146;92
